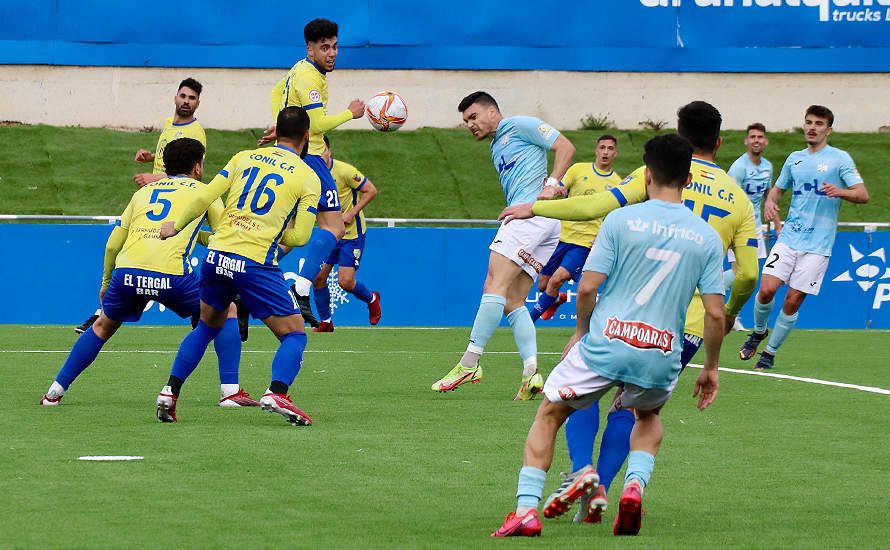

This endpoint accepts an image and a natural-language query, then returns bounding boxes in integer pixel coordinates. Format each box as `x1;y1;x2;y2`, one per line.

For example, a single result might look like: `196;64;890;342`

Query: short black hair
458;91;499;113
806;105;834;127
304;18;338;44
163;138;205;176
597;134;618;145
178;78;202;96
643;134;693;190
677;101;721;153
276;106;310;141
746;122;766;134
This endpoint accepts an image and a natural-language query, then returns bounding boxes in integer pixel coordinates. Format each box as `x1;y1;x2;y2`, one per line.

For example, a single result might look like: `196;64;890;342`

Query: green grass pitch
3;325;889;547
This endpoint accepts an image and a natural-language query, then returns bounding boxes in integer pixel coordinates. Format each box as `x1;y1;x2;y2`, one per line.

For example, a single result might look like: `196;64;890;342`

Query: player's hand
820;183;845;198
693;368;719;411
133;173;155;187
561;332;582;360
348;99;365;119
159;221;178;240
763;199;780;223
537;186;567;200
498;203;534;224
258;125;277;146
342;211;356;226
135;149;154;163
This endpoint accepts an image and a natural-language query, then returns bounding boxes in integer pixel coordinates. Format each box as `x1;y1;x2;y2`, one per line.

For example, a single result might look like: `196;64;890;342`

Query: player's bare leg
259;313;312;426
614;408;663;536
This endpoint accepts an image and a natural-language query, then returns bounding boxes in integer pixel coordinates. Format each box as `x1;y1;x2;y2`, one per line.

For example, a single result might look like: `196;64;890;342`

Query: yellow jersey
270;59;352;156
560;163;622;247
115;176;223;275
330;159;369;240
534;158;757;338
203;145;321;265
153;117;206;174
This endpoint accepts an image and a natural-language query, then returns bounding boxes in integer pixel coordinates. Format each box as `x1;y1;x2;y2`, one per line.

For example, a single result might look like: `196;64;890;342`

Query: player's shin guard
597;408;635;491
170;321;222;387
270;331;308;390
467;294;507;353
753;297;774;333
314;286;332;321
565;402;600;474
506;307;537;370
350;281;373;303
517;466;547;510
530;293;557;322
723;269;736;293
624;450;655;488
55;326;106;389
213;318;241;385
765;310;798;354
299;229;338;284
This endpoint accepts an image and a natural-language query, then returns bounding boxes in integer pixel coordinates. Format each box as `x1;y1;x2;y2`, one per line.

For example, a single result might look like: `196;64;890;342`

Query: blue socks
506;307;537;365
765;310;798;354
625;450;656;488
530;292;557;322
314;285;332;321
170;321;221;388
723;269;736;293
351;281;373;303
213;318;241;385
566;402;600;473
270;331;308;389
753;296;774;333
299;229;338;283
597;409;635;491
55;326;106;389
517;466;547;509
467;294;506;353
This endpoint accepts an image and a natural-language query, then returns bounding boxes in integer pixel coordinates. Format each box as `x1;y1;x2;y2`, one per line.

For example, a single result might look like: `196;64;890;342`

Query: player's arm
538;135;576;199
695;293;724;411
134;172;166;188
160;164;234;238
280;177;322;247
762;185;785;232
101;200;134;290
307;102;361;134
259;77;288;145
725;202;759;330
822;153;869;204
344;179;377;226
135;149;155;163
196;199;225;247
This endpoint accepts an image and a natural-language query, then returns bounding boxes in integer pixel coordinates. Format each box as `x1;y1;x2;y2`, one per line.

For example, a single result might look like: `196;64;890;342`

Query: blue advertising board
1;0;890;71
2;224;889;329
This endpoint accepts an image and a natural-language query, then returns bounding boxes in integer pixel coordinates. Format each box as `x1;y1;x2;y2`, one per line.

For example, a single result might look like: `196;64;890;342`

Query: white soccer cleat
40;382;65;406
156;386;178;422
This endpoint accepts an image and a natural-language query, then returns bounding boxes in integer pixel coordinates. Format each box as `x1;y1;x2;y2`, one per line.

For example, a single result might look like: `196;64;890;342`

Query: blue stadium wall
3;225;889;329
3;0;890;71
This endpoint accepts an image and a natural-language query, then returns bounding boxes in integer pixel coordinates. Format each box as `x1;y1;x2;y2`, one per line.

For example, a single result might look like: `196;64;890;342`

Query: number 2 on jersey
237;166;284;215
635;247;681;305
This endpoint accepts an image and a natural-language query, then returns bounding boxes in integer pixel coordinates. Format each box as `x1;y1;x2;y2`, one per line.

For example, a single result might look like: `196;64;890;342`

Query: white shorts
762;241;830;295
489;216;560;279
543;342;675;412
727;226;767;262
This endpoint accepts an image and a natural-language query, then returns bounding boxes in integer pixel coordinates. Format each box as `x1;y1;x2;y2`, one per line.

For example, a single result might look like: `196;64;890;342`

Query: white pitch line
686;363;890;395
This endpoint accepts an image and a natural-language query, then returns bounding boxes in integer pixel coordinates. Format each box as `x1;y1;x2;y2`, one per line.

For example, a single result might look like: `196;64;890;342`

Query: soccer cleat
74;314;99;335
754;350;776;371
290;284;319;328
575;484;609;524
491;509;542;538
514;371;544;401
156;386;178;423
39;389;65;406
539;292;567;321
219;388;260;407
234;296;250;342
313;321;334;333
260;392;312;426
739;329;769;360
368;291;382;325
613;480;643;536
431;363;482;392
543;465;599;519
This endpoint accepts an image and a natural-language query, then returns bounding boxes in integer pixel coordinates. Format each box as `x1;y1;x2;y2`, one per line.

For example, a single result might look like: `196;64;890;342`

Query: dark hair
304;18;338;43
276;106;310;141
597;134;618;145
746;122;766;134
806;105;834;127
677;101;721;153
178;78;202;96
457;91;499;113
323;135;330;148
643;134;693;190
163;138;205;176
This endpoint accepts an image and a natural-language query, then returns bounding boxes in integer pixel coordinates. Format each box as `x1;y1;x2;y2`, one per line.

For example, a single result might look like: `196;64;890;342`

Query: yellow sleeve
341;162;366;190
102;226;128;289
196;198;225;246
270;76;286;121
118;195;134;231
308;107;353;135
280;175;322;247
532;168;645;221
726;245;758;315
173;159;236;232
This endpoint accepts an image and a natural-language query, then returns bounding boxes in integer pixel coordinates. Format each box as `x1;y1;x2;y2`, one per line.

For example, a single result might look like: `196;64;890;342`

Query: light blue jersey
774;145;863;256
578;200;724;390
490;116;560;206
728;153;772;229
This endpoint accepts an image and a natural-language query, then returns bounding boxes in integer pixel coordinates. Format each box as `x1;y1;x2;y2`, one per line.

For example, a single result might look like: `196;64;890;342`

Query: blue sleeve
838;151;864;188
774;156;793;190
584;213;617;275
698;234;726;296
727;158;745;186
514;116;560;150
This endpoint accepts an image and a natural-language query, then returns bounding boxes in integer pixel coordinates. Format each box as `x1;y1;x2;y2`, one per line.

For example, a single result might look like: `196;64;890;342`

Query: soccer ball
365;91;408;132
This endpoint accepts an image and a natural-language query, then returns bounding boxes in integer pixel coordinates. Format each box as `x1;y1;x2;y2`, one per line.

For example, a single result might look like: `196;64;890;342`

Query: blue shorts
102;268;199;322
540;241;590;281
325;236;365;270
680;333;703;368
303;154;340;212
200;250;298;320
